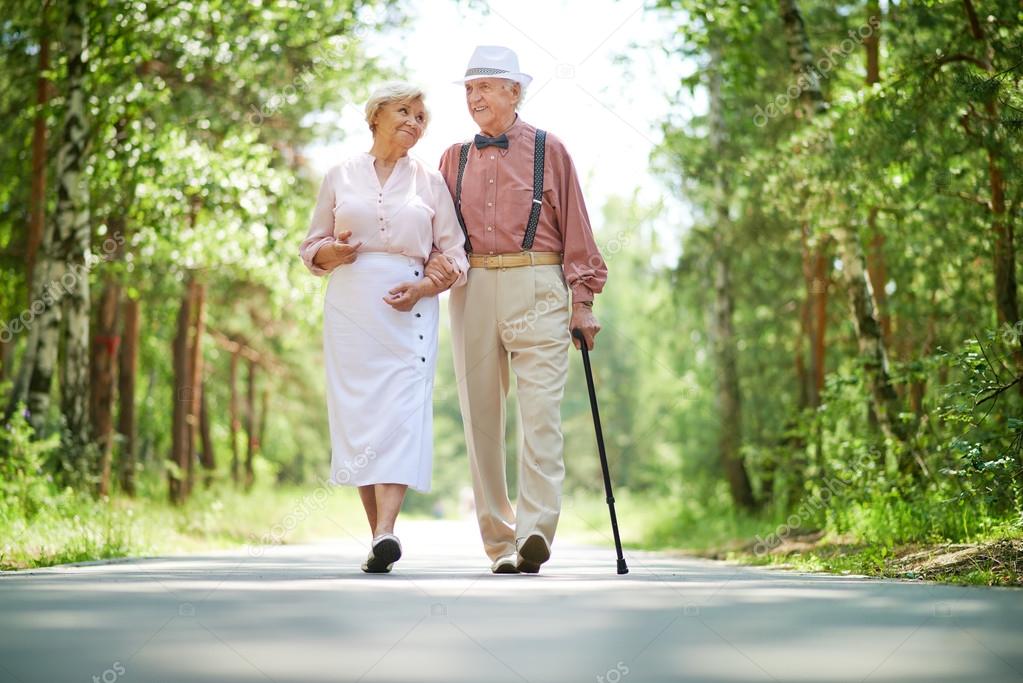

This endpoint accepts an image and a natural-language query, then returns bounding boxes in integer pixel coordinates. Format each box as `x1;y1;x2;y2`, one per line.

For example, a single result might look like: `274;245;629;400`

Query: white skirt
322;252;438;492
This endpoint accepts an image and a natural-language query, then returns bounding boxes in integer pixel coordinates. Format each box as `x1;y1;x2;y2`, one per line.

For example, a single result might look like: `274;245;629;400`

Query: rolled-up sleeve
553;140;607;303
299;168;337;276
429;174;469;288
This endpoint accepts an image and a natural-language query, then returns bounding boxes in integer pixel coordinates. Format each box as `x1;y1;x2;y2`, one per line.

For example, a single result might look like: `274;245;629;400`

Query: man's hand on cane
570;302;600;350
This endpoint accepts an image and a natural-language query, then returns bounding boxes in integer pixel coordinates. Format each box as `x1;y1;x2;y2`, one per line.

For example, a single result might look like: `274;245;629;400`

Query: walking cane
572;328;629;575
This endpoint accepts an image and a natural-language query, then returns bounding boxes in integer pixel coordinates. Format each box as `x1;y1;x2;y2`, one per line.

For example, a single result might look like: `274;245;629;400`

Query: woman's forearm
415;277;445;298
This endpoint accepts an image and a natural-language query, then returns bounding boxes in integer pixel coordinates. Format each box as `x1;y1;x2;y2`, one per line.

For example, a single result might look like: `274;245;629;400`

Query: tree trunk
258;385;269;460
169;279;196;504
90;273;120;496
199;378;216;488
809;239;829;405
118;296;139;496
834;228;908;445
780;0;830;409
708;41;756;510
54;0;93;483
0;339;10;385
778;0;828;120
961;0;1019;348
22;0;92;487
27;1;52;294
185;280;206;498
864;3;889;343
229;349;240;485
245;357;256;490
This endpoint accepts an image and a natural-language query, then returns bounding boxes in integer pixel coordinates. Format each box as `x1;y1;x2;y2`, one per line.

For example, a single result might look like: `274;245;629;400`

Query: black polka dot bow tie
474;133;509;150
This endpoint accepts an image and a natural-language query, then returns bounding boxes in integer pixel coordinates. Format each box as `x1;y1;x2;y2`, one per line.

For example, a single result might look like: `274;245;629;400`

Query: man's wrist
573;300;593;308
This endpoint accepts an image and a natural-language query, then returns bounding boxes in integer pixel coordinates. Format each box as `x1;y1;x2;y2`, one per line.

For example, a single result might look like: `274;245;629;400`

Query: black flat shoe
362;534;402;573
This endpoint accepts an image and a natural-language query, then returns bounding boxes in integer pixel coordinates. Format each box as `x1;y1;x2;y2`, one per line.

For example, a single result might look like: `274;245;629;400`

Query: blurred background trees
1;0;1020;565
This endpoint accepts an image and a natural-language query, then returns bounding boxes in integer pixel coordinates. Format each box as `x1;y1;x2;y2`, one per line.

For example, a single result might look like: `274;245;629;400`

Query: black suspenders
454;129;547;254
454;142;473;253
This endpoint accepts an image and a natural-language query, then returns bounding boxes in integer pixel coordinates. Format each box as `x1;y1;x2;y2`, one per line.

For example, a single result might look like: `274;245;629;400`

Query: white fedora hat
455;45;533;89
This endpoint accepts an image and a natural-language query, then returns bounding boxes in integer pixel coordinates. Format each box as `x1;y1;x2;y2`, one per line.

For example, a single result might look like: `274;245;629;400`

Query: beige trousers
449;264;571;561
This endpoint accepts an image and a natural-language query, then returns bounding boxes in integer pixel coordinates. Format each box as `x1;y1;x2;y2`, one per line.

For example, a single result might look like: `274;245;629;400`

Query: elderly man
426;45;607;574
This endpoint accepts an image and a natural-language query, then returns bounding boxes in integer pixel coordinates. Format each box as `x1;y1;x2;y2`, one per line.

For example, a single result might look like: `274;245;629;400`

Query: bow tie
474;133;509;150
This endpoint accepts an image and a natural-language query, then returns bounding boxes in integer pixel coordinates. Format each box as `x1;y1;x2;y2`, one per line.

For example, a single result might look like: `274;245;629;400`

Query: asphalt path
1;519;1021;683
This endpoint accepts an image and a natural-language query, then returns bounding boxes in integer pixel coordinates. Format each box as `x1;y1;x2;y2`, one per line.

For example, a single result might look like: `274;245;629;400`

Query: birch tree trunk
55;0;93;481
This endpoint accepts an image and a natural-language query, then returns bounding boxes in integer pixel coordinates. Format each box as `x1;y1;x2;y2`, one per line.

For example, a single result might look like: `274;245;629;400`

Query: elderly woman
299;82;468;573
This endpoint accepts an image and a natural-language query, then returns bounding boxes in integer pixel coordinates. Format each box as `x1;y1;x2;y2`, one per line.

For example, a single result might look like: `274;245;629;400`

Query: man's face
465;78;519;132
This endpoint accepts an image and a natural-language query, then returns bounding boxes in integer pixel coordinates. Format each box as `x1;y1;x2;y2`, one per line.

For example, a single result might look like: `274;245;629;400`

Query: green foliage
0;402;61;522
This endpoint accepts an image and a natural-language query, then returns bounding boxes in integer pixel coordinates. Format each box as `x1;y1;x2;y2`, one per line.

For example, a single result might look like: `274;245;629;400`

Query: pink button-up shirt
438;116;607;303
299;153;468;285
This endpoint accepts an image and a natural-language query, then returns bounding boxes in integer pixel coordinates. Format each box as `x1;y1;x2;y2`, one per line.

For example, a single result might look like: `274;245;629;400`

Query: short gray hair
499;79;526;111
365;81;430;133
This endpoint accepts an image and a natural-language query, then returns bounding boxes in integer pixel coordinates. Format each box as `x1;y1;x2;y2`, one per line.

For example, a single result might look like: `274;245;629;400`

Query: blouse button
419;334;424;340
414;270;419;276
415;313;421;318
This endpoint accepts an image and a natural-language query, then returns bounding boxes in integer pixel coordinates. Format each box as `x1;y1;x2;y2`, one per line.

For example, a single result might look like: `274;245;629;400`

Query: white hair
499;79;527;110
365;81;430;133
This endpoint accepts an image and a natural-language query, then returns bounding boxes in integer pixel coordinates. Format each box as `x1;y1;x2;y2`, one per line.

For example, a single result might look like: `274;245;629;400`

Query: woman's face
373;98;427;150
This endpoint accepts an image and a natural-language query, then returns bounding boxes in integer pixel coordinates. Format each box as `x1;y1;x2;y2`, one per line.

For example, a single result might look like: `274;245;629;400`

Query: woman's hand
313;230;363;271
383;276;443;312
384;280;424;312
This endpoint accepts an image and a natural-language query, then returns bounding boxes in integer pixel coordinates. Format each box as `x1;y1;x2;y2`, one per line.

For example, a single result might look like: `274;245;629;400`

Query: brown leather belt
468;251;563;269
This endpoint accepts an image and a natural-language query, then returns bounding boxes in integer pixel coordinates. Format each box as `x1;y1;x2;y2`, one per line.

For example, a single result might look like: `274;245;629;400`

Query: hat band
465;67;511;77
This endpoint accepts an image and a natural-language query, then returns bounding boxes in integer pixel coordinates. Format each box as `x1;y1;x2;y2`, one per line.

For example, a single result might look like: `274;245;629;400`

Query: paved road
1;519;1021;683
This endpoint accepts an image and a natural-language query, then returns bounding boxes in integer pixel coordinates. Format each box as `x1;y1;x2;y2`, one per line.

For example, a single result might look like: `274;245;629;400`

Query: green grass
0;477;405;571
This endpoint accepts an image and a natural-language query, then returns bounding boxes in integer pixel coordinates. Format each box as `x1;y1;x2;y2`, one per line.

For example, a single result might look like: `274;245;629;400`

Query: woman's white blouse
299;152;468;285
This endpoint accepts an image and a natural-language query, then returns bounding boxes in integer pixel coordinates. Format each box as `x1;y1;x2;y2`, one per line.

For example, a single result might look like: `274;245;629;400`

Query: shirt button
490;155;495;160
486;226;493;231
414;270;419;276
420;357;426;363
419;334;424;340
415;313;421;318
487;202;493;207
489;179;494;184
